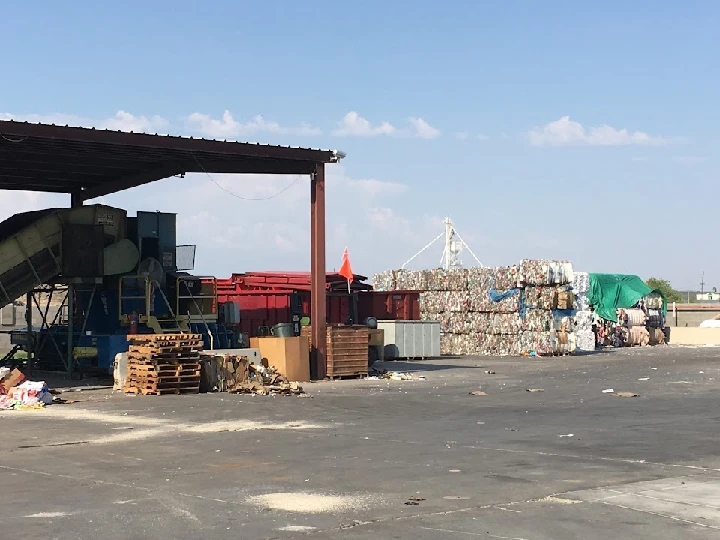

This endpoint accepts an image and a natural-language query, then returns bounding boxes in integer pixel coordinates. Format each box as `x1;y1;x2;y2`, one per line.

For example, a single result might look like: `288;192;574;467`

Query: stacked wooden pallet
123;334;203;395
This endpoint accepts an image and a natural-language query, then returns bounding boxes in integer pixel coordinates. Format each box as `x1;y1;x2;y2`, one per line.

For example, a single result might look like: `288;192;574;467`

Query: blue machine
31;209;224;373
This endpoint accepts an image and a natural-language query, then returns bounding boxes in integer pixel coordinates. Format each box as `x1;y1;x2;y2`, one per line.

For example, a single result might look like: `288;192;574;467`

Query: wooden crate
302;325;369;379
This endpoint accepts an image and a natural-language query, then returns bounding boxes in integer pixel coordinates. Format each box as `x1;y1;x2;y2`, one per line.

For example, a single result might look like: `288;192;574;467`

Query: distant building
696;291;720;303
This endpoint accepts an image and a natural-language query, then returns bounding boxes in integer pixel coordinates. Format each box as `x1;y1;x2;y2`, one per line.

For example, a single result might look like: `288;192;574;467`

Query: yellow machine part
73;346;98;360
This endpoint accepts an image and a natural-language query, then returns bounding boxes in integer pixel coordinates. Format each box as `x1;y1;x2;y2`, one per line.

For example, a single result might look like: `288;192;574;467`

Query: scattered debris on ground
526;388;544;392
609;391;638;398
367;368;426;381
558;433;575;438
0;368;54;410
469;390;487;396
485;370;496;375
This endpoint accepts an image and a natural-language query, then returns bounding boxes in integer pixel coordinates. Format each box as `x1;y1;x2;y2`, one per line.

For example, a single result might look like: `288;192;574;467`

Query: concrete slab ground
2;345;720;539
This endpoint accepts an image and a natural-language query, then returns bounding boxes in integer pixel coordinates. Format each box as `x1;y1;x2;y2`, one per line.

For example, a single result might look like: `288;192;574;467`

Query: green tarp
587;273;666;322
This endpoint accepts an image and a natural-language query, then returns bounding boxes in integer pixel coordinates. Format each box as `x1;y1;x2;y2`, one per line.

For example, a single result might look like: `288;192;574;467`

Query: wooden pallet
129;377;201;386
129;344;202;355
128;352;201;363
128;364;201;376
128;334;203;347
123;386;200;396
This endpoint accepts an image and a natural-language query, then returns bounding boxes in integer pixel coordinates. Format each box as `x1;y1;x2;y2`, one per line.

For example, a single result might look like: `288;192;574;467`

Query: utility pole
700;272;705;295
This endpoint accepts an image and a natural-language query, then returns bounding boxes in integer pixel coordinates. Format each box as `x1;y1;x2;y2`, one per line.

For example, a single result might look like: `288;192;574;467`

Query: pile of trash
237;362;305;395
199;354;306;396
0;368;53;410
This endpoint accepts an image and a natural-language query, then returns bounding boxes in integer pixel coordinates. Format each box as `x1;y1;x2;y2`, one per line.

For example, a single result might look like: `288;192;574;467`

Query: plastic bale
576;292;590;312
575;331;596;351
493;266;520;290
426;268;468;291
467;267;495;290
396;270;429;291
440;333;455;355
467;312;490;333
519;260;574;286
553;313;575;333
493;294;521;313
522;309;554;332
573;271;590;294
445;291;471;312
518;331;554;356
485;334;521;357
555;289;575;310
465;332;489;355
469;289;492;312
420;291;447;314
524;286;558;310
489;313;522;335
441;312;472;334
372;271;396;291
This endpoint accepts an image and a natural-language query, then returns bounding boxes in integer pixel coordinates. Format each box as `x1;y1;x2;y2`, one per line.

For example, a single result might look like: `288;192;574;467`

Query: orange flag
338;247;354;293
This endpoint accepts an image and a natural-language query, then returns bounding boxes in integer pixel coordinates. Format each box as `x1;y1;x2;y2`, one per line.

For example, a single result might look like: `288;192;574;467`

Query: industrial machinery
0;205;233;373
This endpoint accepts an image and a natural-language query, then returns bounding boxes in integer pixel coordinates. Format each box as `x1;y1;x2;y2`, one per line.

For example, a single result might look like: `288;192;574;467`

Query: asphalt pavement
1;346;719;539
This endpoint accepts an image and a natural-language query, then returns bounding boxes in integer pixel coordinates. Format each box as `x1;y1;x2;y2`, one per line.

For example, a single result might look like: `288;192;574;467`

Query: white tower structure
401;217;483;270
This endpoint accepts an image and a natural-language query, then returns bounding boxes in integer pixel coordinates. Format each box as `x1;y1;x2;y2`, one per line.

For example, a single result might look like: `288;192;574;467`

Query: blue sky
2;1;719;290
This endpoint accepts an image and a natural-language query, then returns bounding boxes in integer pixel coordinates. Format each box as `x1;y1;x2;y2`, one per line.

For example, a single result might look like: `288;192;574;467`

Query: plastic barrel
271;323;295;338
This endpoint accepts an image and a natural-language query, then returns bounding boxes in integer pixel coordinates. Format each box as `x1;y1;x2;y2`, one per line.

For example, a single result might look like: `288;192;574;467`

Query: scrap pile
199;353;305;396
123;334;203;395
0;368;52;410
374;260;577;356
587;274;667;349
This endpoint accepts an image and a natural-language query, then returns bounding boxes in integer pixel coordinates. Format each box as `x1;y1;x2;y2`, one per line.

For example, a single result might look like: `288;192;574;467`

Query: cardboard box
0;368;25;394
250;336;310;382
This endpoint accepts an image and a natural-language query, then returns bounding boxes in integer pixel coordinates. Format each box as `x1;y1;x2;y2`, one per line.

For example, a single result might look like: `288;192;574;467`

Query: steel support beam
70;192;83;208
310;163;327;380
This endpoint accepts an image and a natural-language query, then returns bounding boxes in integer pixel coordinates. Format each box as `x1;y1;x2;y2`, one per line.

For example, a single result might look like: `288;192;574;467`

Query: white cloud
187;109;322;139
408;117;440;139
0;111;168;134
100;111;168;133
453;132;470;140
333;112;441;139
332;111;396;137
529;116;668;147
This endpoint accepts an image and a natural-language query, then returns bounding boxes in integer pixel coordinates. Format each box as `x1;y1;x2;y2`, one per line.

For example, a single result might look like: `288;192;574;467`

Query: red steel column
310;163;327;379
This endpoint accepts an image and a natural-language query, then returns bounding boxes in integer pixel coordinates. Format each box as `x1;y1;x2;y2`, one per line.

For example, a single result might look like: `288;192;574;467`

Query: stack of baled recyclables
373;260;577;356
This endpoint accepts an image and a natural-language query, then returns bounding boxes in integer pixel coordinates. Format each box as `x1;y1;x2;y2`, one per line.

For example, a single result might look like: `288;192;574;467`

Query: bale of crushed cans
373;260;581;357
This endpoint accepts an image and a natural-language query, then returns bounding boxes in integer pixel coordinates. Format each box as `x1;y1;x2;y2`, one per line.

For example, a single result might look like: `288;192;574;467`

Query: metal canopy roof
0;120;340;201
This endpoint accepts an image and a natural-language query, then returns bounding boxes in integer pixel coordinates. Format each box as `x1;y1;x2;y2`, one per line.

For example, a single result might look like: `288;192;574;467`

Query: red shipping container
216;289;355;337
357;291;420;321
